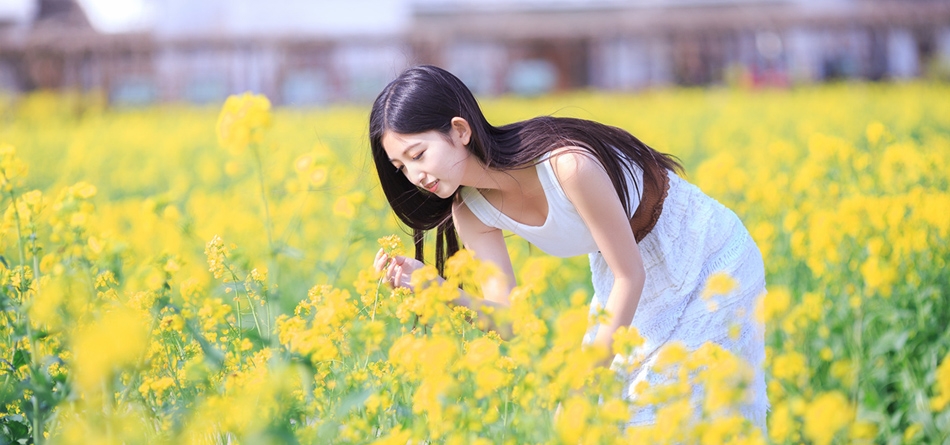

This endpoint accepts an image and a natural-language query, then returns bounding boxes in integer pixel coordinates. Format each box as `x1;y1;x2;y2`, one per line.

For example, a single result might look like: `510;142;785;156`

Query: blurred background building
1;0;948;105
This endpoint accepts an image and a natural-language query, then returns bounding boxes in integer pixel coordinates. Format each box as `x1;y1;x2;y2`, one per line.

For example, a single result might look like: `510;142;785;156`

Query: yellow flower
652;399;693;443
903;423;923;442
803;391;853;445
866;121;886;146
830;359;856;389
702;271;738;300
474;367;507;399
409;265;441;291
204;235;230;279
309;166;328;187
849;421;878;441
611;325;644;356
771;350;811;388
0;143;28;192
932;352;950;411
860;254;897;297
371;426;412;445
377;234;405;256
71;181;97;199
216;92;272;153
768;402;794;443
556;396;592;444
460;337;500;370
333;196;357;219
29;277;66;327
654;341;689;371
294;153;313;173
699;413;748;443
458;339;508;396
72;307;149;393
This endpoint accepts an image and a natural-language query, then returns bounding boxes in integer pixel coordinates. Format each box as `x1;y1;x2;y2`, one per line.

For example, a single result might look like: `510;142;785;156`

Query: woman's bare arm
550;148;647;365
374;198;517;337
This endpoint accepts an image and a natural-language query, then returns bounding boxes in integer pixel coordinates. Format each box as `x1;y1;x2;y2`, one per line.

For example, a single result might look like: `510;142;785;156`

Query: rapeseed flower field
0;82;948;444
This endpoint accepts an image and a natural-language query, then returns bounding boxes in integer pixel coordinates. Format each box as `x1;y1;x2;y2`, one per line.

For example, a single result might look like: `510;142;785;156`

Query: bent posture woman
370;65;767;429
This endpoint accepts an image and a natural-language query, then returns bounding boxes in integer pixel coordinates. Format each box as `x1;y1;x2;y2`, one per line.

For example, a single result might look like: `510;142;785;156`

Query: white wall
888;28;918;79
151;0;409;38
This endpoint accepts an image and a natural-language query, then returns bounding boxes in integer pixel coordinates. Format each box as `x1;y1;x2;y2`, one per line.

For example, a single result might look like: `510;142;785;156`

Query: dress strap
458;186;503;229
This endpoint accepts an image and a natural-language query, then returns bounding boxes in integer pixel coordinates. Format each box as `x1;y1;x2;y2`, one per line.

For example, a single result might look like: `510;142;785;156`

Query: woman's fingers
386;256;396;278
373;251;416;289
374;248;387;271
396;264;409;287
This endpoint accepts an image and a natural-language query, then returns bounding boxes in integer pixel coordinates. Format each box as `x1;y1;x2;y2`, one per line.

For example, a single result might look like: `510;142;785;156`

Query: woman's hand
374;248;425;290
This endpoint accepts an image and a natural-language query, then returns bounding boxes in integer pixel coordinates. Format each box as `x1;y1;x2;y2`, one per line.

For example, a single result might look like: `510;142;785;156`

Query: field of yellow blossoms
1;82;949;444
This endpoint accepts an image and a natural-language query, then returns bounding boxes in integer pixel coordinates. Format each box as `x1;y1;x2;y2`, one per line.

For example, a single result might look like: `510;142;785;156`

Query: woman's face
381;118;473;199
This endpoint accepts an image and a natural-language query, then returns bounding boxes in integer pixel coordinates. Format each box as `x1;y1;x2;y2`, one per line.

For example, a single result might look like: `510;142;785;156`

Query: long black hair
369;65;682;275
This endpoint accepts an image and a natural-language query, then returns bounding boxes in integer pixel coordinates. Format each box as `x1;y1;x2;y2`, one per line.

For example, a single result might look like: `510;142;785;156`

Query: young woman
370;65;767;429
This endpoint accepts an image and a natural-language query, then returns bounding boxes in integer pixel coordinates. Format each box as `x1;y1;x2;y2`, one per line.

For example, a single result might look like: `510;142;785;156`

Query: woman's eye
395;165;404;173
411;151;424;161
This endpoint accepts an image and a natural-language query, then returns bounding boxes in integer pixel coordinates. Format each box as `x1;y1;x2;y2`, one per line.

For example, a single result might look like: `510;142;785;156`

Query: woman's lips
424;180;439;193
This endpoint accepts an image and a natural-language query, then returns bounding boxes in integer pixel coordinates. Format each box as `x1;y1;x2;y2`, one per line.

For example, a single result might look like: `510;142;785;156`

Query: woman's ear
450;117;472;146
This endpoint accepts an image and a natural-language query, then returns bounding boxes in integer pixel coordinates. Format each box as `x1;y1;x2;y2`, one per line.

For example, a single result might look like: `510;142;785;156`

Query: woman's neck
464;156;540;197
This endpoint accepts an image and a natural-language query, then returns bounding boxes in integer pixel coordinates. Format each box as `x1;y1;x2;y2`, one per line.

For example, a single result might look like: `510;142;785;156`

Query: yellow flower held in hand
378;234;405;257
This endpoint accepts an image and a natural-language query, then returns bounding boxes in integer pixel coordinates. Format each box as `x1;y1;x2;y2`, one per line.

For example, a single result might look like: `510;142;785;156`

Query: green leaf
275;243;304;260
0;414;31;443
11;351;28;370
334;387;373;418
870;330;909;356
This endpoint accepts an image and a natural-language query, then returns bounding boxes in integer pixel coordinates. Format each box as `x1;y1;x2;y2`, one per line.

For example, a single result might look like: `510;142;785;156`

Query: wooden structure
409;0;950;93
1;0;948;104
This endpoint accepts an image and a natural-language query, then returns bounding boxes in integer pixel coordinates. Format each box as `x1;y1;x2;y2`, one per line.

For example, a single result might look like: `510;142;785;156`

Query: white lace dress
458;153;768;430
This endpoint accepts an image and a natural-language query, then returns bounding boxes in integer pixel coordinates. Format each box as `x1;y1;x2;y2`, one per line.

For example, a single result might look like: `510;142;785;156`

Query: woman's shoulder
545;147;608;185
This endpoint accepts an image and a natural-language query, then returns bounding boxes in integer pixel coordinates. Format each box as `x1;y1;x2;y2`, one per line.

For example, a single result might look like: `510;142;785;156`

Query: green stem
250;142;278;341
243;291;265;342
7;188;43;445
233;293;243;356
250;143;275;257
6;190;26;269
327;223;357;287
372;277;384;321
852;293;863;409
118;316;159;407
102;379;113;440
225;265;264;343
31;395;41;445
502;388;510;435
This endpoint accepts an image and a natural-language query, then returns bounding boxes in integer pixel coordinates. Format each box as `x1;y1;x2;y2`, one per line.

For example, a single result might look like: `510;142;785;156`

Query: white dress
458;152;768;430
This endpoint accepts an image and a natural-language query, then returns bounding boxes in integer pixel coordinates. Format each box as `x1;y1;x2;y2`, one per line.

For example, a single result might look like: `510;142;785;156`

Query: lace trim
616;279;768;430
587;173;768;430
631;169;671;242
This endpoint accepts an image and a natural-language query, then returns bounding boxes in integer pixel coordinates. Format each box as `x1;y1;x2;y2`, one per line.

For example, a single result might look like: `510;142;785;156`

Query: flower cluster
1;83;948;444
215;92;272;154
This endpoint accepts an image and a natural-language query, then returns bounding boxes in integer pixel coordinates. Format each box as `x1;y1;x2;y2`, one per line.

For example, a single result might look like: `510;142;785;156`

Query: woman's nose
403;164;423;182
408;166;424;181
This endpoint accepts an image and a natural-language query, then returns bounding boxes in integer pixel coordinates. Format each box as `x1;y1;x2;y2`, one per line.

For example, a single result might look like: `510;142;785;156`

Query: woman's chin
435;184;458;199
418;185;453;199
